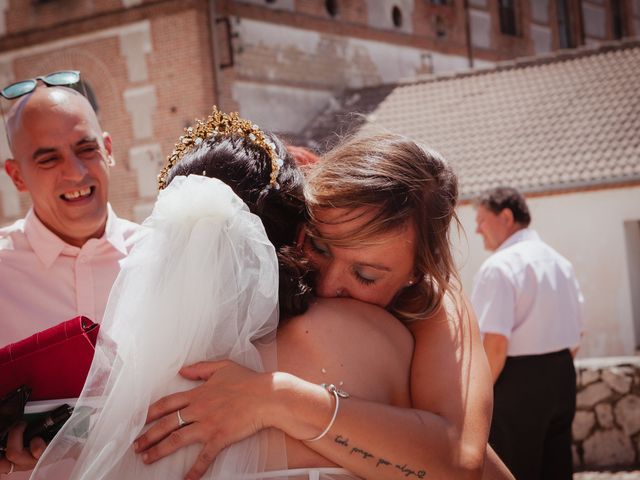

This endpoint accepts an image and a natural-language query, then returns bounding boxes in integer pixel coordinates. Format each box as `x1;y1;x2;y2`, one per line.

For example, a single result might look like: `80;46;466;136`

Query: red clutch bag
0;316;99;401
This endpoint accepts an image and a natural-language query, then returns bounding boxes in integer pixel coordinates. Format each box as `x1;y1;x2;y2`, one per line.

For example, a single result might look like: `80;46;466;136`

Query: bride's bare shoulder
280;297;413;353
277;298;413;404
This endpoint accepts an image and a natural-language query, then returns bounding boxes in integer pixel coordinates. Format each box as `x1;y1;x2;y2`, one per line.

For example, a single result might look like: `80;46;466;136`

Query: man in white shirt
0;82;139;477
471;186;583;480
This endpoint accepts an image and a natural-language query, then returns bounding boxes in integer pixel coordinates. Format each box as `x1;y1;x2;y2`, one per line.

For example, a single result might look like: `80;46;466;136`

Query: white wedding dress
31;175;284;479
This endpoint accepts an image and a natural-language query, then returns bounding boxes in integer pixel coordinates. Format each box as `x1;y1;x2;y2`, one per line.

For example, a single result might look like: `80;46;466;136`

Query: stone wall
573;357;640;470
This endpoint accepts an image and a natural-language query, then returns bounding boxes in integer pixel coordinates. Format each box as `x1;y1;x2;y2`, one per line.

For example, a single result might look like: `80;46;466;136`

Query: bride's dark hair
165;131;313;318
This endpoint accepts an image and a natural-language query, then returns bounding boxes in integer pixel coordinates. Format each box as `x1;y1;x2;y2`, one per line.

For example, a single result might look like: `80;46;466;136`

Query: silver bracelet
306;383;349;442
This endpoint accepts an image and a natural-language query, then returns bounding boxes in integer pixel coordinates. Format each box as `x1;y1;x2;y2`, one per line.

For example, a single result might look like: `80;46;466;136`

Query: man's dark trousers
489;349;576;480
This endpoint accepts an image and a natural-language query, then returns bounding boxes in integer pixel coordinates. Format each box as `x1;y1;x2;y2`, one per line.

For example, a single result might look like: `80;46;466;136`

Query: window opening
611;0;625;39
556;0;574;48
392;5;403;28
325;0;338;17
499;0;518;35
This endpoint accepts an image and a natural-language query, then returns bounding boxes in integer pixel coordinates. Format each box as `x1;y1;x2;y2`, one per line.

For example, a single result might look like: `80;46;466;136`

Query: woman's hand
1;422;47;475
134;359;274;480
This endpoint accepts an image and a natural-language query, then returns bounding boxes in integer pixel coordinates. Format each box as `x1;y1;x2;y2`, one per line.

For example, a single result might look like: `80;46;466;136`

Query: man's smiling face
5;87;113;247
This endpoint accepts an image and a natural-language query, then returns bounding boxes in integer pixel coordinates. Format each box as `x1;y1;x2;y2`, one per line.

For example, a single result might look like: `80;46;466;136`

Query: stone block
582;4;606;39
129;144;164;199
577;382;612;408
615;366;636;376
530;24;552;55
575;357;640;370
530;0;549;23
118;22;152;83
573;411;595;441
595;403;614;429
614;395;640;436
583;429;635;467
469;10;491;50
123;86;157;140
602;368;633;394
581;368;600;386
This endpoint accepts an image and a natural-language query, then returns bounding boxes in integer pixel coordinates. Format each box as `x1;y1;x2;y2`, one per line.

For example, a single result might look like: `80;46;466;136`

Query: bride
31;108;410;479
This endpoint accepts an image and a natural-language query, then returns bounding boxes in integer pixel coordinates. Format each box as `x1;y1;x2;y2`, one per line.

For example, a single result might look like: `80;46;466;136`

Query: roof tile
300;40;640;198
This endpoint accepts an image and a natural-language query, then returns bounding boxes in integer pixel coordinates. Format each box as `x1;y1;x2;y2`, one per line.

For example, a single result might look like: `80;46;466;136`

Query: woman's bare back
274;298;414;468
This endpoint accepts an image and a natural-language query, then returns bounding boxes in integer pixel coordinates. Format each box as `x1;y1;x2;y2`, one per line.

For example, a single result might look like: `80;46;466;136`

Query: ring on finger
176;409;188;428
7;462;14;475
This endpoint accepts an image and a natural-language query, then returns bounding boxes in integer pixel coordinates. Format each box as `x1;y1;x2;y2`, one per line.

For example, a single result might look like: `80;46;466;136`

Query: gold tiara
158;106;283;190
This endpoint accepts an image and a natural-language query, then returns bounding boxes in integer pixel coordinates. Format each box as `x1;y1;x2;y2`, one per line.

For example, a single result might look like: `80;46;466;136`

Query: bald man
1;86;139;476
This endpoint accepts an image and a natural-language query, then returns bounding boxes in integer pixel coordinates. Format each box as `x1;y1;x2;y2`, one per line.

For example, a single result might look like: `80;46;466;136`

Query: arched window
325;0;338;17
392;5;403;28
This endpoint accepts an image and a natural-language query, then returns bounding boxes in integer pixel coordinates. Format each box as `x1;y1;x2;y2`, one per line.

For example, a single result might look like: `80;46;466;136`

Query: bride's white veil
31;174;282;479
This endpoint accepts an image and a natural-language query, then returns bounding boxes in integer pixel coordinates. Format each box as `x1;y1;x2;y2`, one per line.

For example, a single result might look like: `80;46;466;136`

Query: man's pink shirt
0;205;140;346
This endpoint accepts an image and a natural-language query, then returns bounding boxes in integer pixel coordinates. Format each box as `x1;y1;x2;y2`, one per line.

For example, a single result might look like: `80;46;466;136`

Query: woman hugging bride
33;107;511;480
32;109;412;480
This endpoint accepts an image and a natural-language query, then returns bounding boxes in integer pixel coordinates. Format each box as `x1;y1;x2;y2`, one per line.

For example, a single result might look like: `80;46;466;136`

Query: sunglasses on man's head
0;70;81;100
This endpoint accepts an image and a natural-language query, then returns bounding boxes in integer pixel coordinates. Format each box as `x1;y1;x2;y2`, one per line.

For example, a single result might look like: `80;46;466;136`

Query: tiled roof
299;39;640;199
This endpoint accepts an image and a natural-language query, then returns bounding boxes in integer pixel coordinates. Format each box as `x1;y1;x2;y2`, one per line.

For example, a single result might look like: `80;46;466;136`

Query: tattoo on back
333;434;427;478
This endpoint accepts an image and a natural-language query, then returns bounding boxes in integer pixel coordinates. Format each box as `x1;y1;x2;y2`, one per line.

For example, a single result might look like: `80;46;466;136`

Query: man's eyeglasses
0;70;81;100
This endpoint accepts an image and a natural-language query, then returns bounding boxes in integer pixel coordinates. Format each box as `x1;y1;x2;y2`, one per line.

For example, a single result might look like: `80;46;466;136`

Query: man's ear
499;208;515;227
4;159;27;192
102;132;115;166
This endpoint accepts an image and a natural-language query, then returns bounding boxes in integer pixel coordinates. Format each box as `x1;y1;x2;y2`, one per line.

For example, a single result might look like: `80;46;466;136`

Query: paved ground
574;472;640;479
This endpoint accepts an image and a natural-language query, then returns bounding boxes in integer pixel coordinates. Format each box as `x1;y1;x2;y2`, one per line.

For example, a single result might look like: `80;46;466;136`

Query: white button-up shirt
0;205;140;346
471;228;584;356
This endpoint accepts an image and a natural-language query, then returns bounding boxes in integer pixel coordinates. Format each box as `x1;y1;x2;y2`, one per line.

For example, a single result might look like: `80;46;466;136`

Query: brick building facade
0;0;637;224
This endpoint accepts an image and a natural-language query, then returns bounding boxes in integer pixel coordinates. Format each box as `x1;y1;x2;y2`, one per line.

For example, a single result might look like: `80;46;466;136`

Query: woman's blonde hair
304;133;461;322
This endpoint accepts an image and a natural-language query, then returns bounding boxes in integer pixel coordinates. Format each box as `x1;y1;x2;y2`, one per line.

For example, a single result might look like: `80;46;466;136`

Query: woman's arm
483;333;509;383
406;295;513;480
135;295;502;479
283;292;494;479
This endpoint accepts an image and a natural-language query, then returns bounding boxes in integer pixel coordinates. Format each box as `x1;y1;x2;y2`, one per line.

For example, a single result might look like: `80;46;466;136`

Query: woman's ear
406;274;421;288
